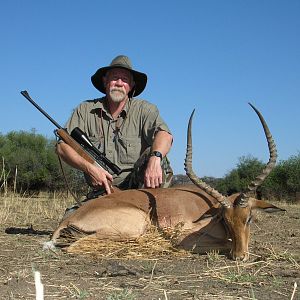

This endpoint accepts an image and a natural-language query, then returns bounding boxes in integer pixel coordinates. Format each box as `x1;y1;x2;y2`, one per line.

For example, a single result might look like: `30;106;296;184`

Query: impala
46;103;284;261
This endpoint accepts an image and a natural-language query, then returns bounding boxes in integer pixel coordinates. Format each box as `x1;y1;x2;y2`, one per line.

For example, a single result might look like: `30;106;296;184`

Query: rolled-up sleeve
141;103;172;145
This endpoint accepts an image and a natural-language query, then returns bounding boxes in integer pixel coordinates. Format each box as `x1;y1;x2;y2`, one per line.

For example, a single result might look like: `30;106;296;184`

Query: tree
216;155;264;195
0;130;86;193
0;130;51;190
262;153;300;201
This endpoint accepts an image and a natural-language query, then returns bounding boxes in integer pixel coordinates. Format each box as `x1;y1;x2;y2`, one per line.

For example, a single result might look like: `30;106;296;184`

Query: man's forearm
56;142;114;194
56;142;91;173
151;130;173;157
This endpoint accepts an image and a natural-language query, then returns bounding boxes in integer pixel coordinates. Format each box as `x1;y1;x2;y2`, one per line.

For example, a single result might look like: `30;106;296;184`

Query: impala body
48;104;284;261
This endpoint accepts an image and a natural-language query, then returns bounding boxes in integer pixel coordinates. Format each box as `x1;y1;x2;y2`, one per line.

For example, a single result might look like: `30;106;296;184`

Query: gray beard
109;88;126;103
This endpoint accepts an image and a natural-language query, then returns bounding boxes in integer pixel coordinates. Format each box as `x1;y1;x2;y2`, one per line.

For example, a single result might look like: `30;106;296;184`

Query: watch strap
150;150;163;160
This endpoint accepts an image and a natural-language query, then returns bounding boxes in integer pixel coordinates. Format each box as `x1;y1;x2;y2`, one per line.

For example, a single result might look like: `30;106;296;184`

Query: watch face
151;151;162;159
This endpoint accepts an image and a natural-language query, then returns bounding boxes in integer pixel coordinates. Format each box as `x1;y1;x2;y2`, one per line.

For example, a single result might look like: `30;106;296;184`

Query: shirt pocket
118;136;141;165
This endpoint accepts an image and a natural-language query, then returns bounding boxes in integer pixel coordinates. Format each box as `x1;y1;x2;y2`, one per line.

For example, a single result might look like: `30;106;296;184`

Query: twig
205;260;266;274
143;260;158;290
290;282;297;300
253;221;262;230
236;260;240;274
163;289;168;300
13;165;17;194
253;261;272;276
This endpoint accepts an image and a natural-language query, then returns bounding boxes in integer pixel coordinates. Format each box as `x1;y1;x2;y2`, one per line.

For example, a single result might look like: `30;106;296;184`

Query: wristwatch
150;150;163;160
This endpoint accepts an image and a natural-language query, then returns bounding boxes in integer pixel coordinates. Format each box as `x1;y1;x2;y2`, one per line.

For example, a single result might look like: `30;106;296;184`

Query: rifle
20;90;122;176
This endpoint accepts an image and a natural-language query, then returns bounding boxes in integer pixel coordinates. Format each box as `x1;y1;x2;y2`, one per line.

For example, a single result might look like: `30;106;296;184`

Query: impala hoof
232;253;249;261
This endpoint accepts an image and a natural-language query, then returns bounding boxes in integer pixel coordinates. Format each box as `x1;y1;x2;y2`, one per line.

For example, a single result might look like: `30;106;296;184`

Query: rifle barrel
20;90;62;129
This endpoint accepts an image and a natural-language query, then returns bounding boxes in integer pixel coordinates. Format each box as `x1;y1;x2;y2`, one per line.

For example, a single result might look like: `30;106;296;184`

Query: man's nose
115;78;124;85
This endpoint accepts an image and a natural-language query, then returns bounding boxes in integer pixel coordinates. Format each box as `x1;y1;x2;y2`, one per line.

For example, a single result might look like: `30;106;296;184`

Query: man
56;55;173;197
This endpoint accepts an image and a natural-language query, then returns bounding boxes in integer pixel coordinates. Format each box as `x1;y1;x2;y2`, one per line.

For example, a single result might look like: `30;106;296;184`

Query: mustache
110;87;126;95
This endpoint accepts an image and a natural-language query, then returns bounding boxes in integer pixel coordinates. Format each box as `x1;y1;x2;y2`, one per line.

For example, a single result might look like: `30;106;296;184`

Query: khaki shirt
65;97;171;185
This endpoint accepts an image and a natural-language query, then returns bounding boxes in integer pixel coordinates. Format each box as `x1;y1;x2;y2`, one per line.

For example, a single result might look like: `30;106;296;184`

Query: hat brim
91;65;147;97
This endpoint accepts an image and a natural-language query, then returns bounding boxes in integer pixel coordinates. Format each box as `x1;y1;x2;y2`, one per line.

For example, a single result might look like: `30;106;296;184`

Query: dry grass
1;193;299;299
66;226;192;259
0;193;73;226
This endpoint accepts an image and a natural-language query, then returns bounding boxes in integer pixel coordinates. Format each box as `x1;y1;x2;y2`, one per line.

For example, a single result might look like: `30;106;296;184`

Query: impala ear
250;198;286;213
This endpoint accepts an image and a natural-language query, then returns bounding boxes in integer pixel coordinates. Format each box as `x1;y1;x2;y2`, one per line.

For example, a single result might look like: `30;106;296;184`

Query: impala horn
184;110;232;208
235;103;277;207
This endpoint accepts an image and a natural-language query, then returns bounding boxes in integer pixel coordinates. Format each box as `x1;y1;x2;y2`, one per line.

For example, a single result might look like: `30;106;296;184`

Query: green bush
216;155;264;195
262;153;300;201
215;153;300;202
0;130;85;193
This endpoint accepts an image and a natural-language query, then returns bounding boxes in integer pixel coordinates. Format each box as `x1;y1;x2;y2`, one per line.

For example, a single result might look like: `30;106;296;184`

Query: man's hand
86;163;114;194
56;142;114;194
144;156;163;188
144;130;173;188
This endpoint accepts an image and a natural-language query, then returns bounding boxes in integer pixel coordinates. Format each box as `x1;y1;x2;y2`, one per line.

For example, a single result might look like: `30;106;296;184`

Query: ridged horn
236;103;277;207
184;110;232;208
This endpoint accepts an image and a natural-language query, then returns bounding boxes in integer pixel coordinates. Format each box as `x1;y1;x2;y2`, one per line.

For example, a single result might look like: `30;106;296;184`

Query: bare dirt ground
0;195;299;300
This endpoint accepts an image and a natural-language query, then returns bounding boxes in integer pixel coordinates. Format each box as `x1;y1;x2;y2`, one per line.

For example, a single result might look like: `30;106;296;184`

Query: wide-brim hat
91;55;147;97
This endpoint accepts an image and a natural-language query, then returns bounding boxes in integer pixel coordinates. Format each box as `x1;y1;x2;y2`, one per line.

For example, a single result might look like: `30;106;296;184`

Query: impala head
184;104;284;261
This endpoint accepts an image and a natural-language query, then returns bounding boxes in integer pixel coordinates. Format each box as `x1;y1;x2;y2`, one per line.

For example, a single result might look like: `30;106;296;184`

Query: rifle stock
56;129;95;165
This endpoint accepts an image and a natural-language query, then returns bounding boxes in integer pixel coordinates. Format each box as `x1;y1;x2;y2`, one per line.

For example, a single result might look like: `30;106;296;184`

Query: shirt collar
93;96;130;119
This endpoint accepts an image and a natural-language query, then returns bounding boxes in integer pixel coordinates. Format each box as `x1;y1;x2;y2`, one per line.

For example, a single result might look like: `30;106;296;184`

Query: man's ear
128;81;135;96
131;80;135;90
